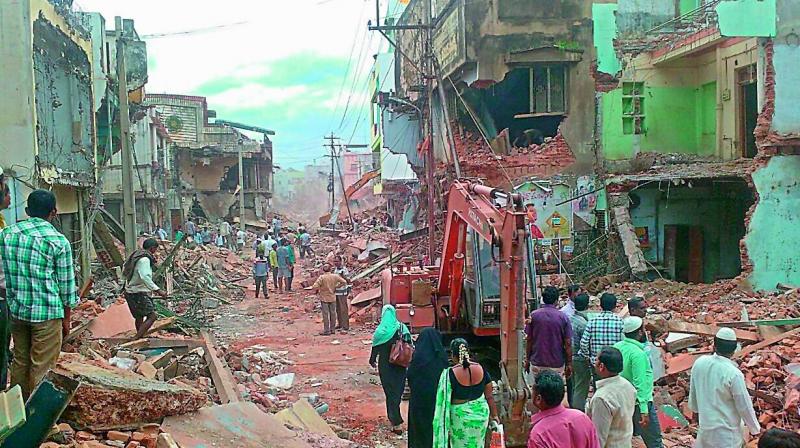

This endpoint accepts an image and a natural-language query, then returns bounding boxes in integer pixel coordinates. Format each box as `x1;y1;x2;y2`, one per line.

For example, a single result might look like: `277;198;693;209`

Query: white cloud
208;84;307;109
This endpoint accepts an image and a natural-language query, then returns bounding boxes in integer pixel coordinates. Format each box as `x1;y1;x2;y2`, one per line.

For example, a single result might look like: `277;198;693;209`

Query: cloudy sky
74;0;403;169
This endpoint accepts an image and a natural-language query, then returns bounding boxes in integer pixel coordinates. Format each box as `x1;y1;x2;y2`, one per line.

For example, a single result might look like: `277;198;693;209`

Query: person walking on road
235;228;246;253
253;255;269;300
527;370;601;448
123;238;167;341
689;328;761;448
570;293;592;411
525;285;573;408
407;328;449;448
282;239;296;291
432;339;498;448
333;259;351;331
219;220;232;249
370;305;411;434
275;242;291;293
615;317;663;448
0;190;79;400
311;264;346;335
269;243;280;290
587;347;636;448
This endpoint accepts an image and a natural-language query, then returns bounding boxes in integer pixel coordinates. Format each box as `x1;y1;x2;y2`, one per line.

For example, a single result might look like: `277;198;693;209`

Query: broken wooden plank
200;331;240;404
667;321;760;342
717;318;800;328
104;337;204;351
351;253;404;282
735;327;800;359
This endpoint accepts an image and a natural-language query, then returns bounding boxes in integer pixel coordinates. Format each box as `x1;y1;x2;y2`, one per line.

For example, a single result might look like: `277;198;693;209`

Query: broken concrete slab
87;301;136;339
56;356;206;430
265;373;295;390
664;333;702;353
350;287;381;307
161;402;313;448
275;399;337;437
612;206;648;276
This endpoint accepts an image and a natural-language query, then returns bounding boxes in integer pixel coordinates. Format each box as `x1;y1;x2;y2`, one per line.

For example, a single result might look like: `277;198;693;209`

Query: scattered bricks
140;433;157;448
57;355;206;430
76;430;98;441
106;441;126;448
126;442;141;448
41;443;61;448
131;432;146;442
107;431;132;442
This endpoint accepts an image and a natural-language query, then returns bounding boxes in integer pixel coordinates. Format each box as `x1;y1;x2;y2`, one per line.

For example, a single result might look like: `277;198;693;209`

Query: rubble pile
225;345;297;412
604;279;800;434
450;129;576;186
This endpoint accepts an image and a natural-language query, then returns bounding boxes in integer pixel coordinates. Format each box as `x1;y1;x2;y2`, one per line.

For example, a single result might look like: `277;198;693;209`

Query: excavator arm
436;181;531;445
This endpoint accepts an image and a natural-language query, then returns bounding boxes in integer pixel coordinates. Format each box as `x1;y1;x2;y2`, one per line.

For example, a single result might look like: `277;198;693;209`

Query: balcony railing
617;0;721;54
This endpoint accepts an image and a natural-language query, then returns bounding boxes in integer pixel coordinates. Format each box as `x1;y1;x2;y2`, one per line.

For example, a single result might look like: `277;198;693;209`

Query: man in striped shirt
0;190;78;399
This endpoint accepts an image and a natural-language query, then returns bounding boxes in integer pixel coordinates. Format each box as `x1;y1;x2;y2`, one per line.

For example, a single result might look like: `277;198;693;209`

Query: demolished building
593;0;800;290
144;94;274;229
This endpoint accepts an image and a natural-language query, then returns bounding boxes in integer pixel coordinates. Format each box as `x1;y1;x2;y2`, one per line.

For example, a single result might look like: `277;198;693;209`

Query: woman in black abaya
406;328;449;448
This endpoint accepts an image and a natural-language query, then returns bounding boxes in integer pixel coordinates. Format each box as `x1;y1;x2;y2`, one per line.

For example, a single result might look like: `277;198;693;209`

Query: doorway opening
737;65;758;158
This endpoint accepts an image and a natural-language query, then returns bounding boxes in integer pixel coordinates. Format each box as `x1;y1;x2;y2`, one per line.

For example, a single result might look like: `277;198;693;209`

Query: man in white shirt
560;284;581;320
588;346;636;448
219;220;232;249
156;225;168;241
123;239;166;340
236;228;246;253
689;327;761;448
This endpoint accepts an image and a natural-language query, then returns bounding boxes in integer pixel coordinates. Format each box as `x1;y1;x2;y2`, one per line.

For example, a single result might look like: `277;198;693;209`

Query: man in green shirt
0;190;79;399
614;316;663;448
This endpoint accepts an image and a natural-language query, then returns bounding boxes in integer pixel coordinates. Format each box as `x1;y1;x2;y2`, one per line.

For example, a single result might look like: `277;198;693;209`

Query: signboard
433;0;466;77
397;0;426;97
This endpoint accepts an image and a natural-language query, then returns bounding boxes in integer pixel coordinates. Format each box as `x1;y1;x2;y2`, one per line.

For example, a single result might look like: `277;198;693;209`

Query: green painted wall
601;85;717;159
745;156;800;291
592;3;621;75
679;0;699;16
716;0;777;37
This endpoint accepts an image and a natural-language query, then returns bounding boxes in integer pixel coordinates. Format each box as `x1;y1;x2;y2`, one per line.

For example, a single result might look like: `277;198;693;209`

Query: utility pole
424;0;436;263
238;140;245;232
116;16;137;254
324;134;338;212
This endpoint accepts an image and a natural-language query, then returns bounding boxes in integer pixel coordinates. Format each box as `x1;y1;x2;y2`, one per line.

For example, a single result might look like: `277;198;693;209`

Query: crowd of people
367;287;800;448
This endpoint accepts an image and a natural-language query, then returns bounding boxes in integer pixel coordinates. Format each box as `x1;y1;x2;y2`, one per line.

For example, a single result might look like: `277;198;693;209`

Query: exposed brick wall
445;128;576;188
592;62;619;93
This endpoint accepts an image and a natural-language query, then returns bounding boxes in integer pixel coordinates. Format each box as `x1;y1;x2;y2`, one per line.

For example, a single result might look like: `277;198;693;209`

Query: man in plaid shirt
579;293;624;380
0;190;78;399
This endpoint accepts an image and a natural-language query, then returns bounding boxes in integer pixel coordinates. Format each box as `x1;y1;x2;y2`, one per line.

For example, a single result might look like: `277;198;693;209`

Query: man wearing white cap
688;327;760;448
614;316;663;448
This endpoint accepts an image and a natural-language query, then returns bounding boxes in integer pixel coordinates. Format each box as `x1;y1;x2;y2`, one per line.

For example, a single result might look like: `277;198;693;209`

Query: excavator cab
462;228;540;334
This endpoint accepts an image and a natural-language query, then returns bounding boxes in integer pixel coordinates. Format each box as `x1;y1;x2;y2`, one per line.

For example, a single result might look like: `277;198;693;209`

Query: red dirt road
211;256;406;447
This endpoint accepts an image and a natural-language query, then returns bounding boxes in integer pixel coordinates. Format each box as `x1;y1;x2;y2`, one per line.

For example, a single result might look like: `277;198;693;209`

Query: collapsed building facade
0;1;149;280
144;94;274;230
378;0;800;291
596;0;800;290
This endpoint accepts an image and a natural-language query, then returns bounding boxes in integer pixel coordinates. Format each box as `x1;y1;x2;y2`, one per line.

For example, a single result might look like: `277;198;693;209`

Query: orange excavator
380;180;539;445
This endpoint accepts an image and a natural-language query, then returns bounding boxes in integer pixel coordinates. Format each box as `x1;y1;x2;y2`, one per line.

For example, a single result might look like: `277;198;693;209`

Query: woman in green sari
433;339;498;448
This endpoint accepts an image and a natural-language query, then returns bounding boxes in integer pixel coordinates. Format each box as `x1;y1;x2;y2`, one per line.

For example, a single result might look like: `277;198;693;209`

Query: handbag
389;332;414;367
